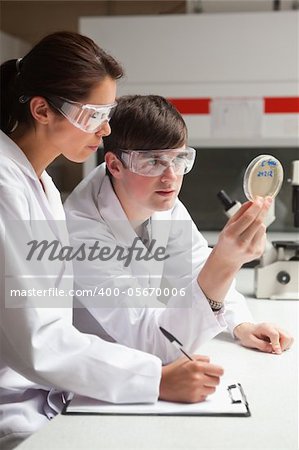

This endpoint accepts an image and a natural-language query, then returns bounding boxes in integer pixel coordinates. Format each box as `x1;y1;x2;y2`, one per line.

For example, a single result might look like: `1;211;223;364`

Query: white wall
0;31;31;63
80;11;299;148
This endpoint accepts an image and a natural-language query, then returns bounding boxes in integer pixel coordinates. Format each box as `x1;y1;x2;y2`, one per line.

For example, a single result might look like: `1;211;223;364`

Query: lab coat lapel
0;131;36;180
98;176;137;247
151;210;172;253
99;181;147;286
40;172;66;221
98;175;172;288
26;171;68;256
147;211;172;288
37;172;71;287
0;132;65;227
0;132;70;295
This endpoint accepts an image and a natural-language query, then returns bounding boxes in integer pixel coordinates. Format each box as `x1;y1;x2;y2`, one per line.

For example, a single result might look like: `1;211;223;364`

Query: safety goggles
119;147;196;177
47;96;117;133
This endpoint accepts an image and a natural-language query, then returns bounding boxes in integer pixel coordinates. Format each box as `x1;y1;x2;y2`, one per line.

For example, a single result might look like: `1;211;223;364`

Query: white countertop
18;269;298;450
202;231;298;247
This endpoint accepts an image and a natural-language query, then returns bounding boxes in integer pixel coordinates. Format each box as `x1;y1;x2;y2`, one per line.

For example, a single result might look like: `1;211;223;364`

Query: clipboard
64;382;250;417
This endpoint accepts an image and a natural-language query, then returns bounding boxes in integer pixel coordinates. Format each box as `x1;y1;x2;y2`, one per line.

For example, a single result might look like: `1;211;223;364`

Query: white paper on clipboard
64;380;250;417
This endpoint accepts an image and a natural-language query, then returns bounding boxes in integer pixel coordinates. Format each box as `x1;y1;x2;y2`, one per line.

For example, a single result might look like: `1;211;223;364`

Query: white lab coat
0;132;162;449
65;164;253;364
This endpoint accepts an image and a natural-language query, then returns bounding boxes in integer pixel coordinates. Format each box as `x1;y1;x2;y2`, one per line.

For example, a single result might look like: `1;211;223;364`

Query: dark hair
103;95;187;157
0;31;123;134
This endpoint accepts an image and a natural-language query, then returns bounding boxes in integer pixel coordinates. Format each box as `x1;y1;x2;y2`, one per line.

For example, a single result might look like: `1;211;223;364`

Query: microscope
218;160;299;300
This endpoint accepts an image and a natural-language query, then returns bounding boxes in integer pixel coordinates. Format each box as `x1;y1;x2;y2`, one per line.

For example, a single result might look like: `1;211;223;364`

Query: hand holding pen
159;327;224;403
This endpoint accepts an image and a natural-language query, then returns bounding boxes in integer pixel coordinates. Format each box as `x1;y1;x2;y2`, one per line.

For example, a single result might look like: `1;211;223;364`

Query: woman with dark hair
0;33;223;450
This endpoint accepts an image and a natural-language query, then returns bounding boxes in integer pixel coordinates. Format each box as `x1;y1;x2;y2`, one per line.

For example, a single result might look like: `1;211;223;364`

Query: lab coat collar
40;171;66;221
0;130;40;181
99;175;139;247
0;131;65;225
98;168;172;253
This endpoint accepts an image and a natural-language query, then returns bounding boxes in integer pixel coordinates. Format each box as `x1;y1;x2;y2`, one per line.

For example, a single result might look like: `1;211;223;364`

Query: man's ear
105;152;124;179
29;97;53;125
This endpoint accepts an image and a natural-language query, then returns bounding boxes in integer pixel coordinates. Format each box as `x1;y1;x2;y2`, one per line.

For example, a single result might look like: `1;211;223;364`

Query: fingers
270;341;282;355
249;323;282;354
202;374;221;388
225;198;270;262
190;356;223;372
190;362;224;401
189;361;224;389
259;325;282;354
228;199;263;234
279;330;294;351
252;323;294;354
229;197;271;237
207;363;224;377
199;361;224;377
201;385;217;397
197;395;208;402
160;357;224;403
239;323;294;355
193;355;210;363
247;335;273;353
187;360;224;379
269;327;294;353
227;201;253;224
175;355;210;366
247;226;267;258
239;199;271;243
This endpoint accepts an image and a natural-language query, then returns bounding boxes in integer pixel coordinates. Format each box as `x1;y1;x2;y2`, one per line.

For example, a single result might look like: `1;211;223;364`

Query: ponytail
0;59;29;133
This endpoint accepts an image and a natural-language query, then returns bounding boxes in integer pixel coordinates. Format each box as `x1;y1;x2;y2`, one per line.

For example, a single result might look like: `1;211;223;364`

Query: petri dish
243;154;284;201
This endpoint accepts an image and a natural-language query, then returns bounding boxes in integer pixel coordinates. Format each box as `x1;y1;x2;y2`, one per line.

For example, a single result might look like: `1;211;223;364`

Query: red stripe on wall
168;98;210;114
264;97;299;113
168;97;299;115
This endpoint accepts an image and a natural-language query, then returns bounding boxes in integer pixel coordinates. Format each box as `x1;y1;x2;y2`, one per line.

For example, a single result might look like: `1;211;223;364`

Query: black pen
159;326;193;361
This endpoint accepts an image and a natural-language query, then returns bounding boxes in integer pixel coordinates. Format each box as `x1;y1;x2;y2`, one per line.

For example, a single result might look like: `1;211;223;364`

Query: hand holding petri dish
243;154;284;201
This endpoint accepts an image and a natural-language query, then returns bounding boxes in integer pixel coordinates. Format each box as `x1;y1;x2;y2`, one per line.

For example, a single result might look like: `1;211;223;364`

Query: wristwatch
207;297;224;312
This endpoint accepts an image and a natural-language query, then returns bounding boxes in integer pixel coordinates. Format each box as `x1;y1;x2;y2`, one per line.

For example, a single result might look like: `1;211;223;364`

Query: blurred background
1;0;298;231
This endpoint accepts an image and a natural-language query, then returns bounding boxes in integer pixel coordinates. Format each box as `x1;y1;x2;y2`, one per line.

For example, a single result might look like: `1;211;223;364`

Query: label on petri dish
243;155;284;201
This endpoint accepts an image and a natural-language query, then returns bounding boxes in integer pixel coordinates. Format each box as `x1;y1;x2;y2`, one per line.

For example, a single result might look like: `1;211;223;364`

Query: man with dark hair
65;95;293;392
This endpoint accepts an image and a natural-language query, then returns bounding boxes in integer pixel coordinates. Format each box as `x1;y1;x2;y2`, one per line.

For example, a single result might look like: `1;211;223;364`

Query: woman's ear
105;152;124;179
29;97;53;125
